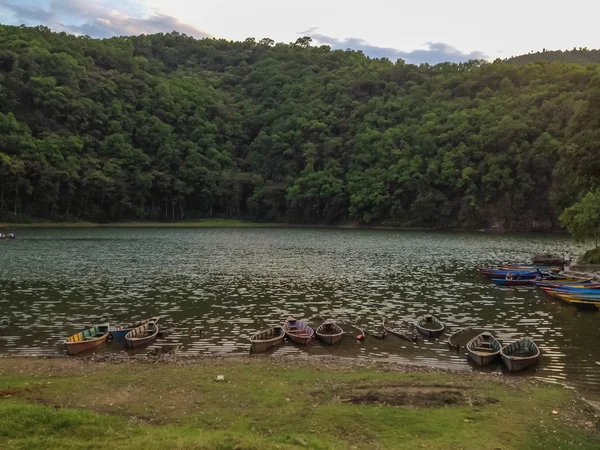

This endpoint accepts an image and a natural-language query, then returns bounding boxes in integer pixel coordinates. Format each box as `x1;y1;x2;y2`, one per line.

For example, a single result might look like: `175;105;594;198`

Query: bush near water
1;26;600;229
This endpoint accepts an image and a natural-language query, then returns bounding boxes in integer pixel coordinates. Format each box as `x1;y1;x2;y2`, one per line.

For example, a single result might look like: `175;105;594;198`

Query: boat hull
283;318;314;345
250;326;285;352
125;319;159;349
64;334;108;355
64;323;110;355
466;332;501;367
316;323;343;345
447;327;483;351
415;315;445;337
500;338;540;372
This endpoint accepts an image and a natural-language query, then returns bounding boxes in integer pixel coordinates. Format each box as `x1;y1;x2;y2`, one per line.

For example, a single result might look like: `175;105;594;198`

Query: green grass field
0;357;598;449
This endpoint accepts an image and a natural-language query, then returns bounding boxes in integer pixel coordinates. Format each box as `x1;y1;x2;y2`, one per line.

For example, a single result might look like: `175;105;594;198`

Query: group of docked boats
64;317;160;355
249;315;445;353
482;263;600;310
448;328;540;372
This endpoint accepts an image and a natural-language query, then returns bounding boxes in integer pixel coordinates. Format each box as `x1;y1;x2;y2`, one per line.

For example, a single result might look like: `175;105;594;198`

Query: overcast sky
0;0;597;64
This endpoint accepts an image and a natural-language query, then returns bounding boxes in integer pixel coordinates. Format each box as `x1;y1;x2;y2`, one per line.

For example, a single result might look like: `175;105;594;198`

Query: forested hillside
508;48;600;65
0;25;599;229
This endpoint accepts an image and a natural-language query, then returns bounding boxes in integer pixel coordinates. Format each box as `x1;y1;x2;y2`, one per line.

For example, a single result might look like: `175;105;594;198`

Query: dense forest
0;24;599;229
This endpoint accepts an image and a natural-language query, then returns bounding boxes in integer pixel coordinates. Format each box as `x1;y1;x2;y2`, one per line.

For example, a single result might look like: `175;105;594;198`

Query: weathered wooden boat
466;332;501;366
415;315;445;337
283;317;314;345
315;322;344;345
109;318;155;339
64;323;110;355
447;327;483;351
125;318;159;349
491;278;538;286
249;325;285;352
382;318;419;342
500;337;540;372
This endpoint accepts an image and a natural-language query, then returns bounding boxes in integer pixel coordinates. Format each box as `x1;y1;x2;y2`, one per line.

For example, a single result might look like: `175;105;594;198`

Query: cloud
303;29;486;65
0;0;210;39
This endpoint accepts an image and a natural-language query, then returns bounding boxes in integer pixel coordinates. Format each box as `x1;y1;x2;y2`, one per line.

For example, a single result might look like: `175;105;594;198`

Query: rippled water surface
1;228;598;398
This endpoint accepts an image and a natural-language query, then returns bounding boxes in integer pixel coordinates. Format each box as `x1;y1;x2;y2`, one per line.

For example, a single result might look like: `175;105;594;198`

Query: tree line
1;24;599;229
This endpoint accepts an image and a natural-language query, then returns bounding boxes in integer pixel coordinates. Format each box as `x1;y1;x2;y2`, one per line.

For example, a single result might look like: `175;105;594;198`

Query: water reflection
0;228;598;399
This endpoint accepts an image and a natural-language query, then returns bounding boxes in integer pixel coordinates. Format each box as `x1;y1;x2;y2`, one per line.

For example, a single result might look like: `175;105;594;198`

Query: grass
0;357;598;449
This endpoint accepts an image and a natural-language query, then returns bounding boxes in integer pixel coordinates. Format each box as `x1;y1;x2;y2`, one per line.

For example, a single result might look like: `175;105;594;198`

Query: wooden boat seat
473;346;496;352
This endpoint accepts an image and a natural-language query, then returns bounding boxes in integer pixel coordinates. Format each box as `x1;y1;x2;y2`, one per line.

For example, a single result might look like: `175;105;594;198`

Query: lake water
0;228;598;399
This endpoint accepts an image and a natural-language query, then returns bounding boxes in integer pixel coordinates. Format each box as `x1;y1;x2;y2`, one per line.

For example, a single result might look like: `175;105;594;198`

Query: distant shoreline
0;218;567;233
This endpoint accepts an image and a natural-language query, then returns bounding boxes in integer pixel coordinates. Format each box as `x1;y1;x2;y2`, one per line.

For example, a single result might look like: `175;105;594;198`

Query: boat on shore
415;315;445;337
466;332;501;366
447;327;483;351
249;325;285;352
64;323;110;355
110;318;156;339
283;317;314;345
382;318;419;342
125;318;159;348
315;322;344;345
500;337;540;372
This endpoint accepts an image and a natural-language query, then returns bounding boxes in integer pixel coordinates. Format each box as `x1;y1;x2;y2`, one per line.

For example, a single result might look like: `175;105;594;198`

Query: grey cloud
0;0;55;23
304;30;486;65
0;0;210;38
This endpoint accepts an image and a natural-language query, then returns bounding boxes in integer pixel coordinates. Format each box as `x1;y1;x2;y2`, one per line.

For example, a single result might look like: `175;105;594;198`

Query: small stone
215;375;225;382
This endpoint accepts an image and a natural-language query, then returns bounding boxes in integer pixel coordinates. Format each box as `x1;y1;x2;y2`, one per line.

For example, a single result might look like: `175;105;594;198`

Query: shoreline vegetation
0;218;570;232
0;355;598;449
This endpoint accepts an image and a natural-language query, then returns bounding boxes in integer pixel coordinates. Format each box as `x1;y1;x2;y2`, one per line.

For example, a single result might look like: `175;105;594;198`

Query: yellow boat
64;323;110;355
547;292;600;309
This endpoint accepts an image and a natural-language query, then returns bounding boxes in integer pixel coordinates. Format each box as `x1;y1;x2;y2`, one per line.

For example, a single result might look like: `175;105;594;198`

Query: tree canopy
0;24;599;228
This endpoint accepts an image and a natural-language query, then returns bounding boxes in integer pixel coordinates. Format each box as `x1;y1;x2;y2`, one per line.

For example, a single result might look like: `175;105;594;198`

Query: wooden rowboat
125;318;159;349
109;318;154;339
467;332;501;366
283;317;314;345
500;337;540;372
415;315;445;337
447;327;483;351
382;318;419;342
64;323;110;355
315;322;344;345
249;326;285;352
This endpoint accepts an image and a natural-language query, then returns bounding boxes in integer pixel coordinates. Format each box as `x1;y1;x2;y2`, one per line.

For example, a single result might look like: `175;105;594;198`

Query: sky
0;0;597;65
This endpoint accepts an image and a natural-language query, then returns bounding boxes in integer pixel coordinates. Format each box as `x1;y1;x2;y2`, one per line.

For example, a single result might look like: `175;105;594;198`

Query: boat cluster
64;317;160;355
250;315;444;352
448;328;540;372
481;263;600;310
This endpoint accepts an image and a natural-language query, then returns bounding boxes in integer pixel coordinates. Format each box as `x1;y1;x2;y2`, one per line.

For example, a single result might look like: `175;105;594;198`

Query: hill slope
1;25;599;229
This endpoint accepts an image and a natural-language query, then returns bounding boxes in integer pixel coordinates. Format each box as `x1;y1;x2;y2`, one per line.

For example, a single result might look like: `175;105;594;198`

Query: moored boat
382;318;419;342
447;327;483;351
500;337;540;372
491;278;537;286
64;323;110;355
467;332;501;366
415;314;445;337
110;318;154;339
283;317;314;345
249;325;285;352
315;322;344;345
125;318;159;348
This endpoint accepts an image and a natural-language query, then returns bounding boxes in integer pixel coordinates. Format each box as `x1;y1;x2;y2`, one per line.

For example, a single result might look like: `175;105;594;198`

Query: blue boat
109;318;156;339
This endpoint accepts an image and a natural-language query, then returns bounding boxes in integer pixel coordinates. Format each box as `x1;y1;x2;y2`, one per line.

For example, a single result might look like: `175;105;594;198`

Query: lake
0;227;598;399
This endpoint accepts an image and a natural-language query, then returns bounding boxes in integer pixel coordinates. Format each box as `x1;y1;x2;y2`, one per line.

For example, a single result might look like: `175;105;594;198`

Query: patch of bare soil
346;385;498;408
